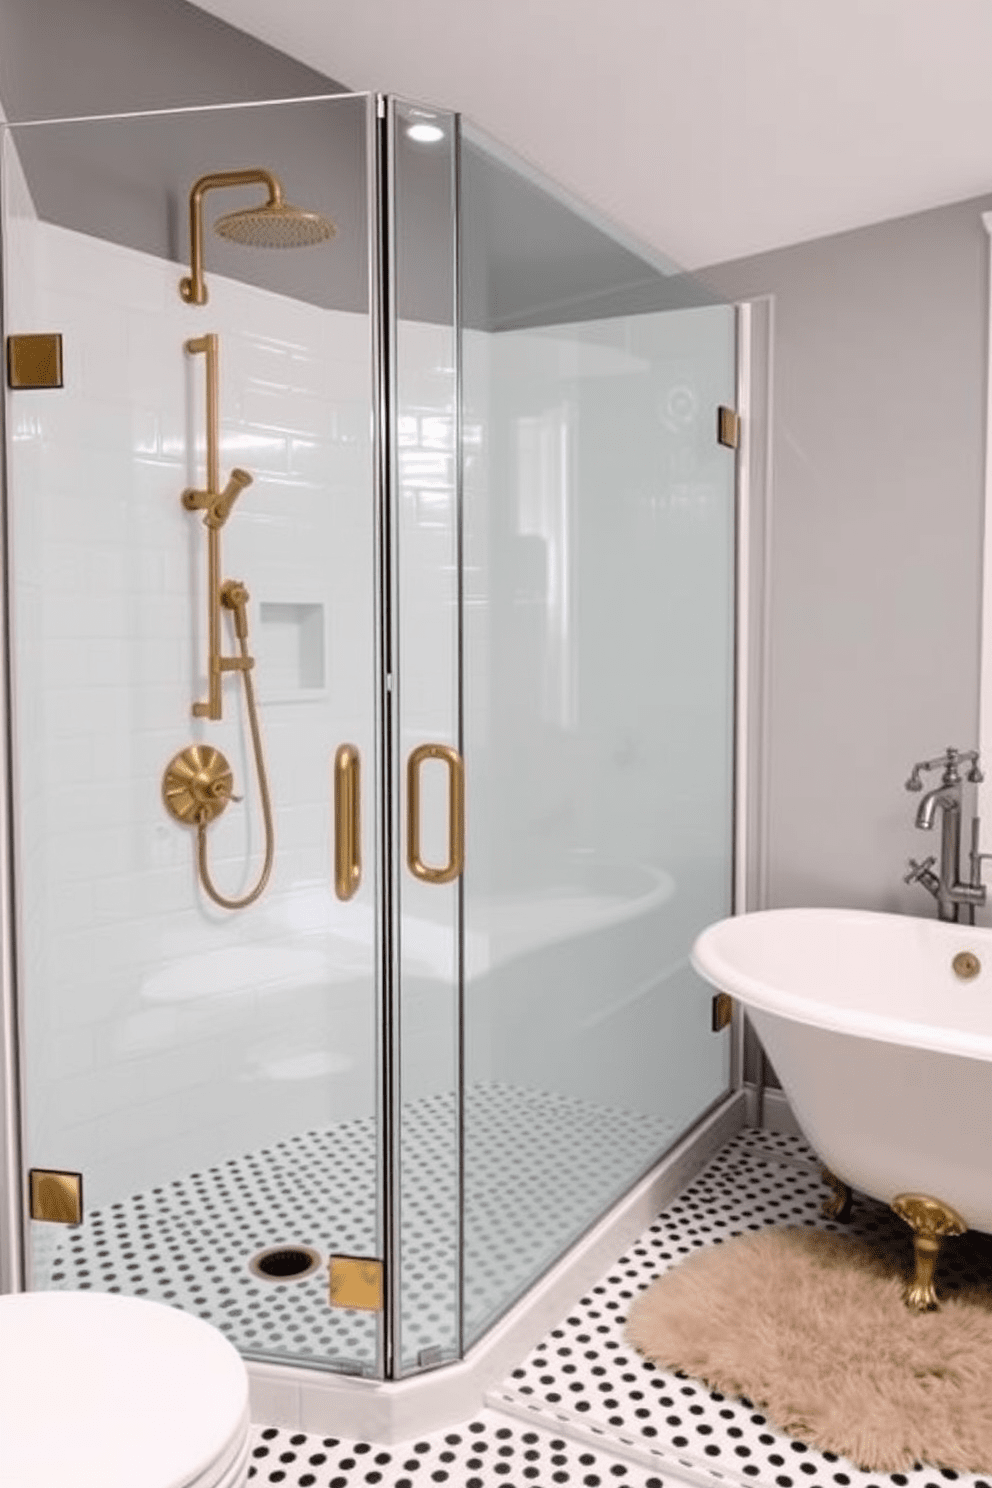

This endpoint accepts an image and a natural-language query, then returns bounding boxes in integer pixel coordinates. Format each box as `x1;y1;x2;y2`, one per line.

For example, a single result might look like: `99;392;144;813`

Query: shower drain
247;1244;322;1283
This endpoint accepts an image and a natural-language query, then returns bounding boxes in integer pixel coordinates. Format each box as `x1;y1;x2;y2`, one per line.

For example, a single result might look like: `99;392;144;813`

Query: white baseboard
248;1086;751;1442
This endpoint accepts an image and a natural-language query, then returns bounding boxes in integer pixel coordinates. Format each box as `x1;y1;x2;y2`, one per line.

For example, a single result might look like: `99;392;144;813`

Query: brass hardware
717;405;740;449
329;1255;383;1311
248;1244;322;1282
334;744;361;900
820;1166;854;1223
952;950;981;979
407;743;465;885
184;469;253;532
7;333;63;389
165;613;275;909
711;991;733;1031
175;331;273;909
890;1192;967;1311
182;169;281;306
162;744;236;826
180;168;335;307
29;1169;82;1225
183;334;254;722
192;625;274;909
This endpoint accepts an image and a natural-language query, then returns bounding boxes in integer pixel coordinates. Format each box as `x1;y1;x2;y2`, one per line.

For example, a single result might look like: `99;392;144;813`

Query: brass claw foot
890;1193;967;1311
820;1166;853;1223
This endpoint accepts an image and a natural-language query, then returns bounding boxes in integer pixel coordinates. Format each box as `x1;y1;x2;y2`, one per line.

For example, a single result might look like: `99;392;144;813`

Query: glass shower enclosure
0;92;737;1381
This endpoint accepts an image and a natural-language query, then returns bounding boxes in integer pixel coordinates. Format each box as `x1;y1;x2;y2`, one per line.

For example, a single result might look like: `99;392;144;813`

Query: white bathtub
691;908;992;1233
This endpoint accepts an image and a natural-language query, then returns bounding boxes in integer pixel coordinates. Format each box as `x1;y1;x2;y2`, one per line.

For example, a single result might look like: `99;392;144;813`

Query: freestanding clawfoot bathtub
692;907;992;1311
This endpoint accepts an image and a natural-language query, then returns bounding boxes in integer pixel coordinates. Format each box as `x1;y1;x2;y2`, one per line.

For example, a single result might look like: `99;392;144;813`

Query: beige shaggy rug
625;1224;992;1474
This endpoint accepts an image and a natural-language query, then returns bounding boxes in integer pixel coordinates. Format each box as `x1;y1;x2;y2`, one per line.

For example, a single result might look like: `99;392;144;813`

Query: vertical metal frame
0;125;27;1294
977;212;992;864
368;92;400;1379
730;295;776;1110
451;111;466;1366
729;302;749;1098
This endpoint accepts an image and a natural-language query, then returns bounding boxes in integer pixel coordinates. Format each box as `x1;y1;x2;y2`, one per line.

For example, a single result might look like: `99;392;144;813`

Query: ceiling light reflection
406;122;445;144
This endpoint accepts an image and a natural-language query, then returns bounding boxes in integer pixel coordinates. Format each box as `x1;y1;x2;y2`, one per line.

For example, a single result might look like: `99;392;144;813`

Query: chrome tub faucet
904;746;988;923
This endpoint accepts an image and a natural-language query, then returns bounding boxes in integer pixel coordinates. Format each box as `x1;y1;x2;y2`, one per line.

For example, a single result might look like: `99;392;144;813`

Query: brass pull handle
407;743;464;884
334;744;362;900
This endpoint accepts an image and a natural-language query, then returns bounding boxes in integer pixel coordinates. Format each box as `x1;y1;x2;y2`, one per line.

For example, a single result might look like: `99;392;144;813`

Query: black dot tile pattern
490;1126;992;1488
246;1409;670;1487
463;1086;676;1346
37;1083;675;1372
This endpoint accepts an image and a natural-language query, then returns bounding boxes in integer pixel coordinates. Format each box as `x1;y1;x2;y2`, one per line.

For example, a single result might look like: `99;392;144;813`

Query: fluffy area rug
624;1224;992;1474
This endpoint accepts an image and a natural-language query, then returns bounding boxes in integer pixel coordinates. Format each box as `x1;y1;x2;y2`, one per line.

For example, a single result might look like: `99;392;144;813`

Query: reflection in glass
459;128;736;1345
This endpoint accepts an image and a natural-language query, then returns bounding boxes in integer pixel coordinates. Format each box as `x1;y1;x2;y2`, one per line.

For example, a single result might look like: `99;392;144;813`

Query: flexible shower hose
195;619;274;909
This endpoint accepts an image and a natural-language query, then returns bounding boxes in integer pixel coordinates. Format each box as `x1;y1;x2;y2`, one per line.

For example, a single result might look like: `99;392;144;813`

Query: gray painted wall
702;192;992;1084
0;0;718;326
0;0;340;119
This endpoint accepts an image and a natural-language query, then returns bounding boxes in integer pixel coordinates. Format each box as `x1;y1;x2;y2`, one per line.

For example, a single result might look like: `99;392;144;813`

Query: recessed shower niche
0;89;739;1392
256;601;327;700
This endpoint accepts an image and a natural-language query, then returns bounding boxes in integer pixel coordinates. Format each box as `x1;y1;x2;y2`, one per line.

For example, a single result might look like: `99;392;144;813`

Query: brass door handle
334;744;361;900
407;743;464;884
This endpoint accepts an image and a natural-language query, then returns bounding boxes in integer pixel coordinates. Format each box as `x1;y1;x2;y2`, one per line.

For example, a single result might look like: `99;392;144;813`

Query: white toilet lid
0;1291;249;1488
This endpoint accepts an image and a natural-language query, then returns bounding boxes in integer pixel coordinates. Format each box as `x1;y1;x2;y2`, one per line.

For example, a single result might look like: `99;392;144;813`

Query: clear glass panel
2;95;385;1375
459;127;736;1344
388;98;462;1374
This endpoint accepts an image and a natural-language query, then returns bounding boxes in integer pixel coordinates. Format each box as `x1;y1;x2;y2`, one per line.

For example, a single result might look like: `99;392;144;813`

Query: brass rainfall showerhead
180;167;336;305
214;201;334;250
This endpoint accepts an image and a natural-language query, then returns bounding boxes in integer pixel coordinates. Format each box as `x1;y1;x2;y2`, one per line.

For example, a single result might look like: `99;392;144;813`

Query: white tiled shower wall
5;214;458;1208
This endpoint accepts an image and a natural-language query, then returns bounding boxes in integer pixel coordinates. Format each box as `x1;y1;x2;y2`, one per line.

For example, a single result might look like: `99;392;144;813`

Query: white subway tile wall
7;220;405;1210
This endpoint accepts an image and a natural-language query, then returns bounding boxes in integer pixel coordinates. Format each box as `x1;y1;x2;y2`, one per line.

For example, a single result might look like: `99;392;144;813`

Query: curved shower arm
179;168;284;306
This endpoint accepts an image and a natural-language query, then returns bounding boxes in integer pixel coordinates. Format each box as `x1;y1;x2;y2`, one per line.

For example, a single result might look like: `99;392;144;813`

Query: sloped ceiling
186;0;992;269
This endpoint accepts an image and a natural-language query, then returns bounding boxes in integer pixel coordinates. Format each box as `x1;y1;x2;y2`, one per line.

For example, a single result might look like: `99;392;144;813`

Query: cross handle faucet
904;746;987;922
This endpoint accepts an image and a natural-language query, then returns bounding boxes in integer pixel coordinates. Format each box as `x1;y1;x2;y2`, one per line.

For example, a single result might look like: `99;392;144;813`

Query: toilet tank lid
0;1291;249;1488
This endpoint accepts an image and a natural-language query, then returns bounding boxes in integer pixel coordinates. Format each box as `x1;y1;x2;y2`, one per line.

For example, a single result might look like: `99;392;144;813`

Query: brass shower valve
163;744;240;827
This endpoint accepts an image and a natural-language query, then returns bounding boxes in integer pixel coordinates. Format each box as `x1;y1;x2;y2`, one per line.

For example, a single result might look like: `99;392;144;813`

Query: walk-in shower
0;92;738;1388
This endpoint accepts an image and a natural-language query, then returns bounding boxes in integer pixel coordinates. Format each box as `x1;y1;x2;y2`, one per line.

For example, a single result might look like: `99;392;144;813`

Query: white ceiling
189;0;992;270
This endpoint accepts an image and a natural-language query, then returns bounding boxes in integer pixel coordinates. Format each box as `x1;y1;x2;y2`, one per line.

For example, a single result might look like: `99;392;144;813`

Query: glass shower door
2;94;387;1377
458;127;737;1343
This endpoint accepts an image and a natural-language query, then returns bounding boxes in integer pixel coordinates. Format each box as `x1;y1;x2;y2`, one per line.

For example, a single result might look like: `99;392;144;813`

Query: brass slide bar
183;333;253;720
407;743;465;885
334;744;362;900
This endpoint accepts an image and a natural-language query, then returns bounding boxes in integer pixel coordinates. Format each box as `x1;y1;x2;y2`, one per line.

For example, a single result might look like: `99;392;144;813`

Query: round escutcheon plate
162;744;234;826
